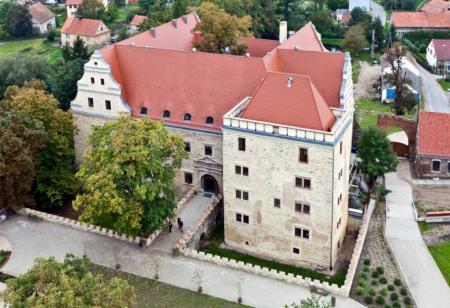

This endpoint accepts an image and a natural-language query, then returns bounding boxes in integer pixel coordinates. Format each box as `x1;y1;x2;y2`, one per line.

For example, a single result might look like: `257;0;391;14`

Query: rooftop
431;39;450;61
130;15;148;27
420;0;450;13
61;17;108;36
391;11;450;28
29;2;54;24
417;111;450;157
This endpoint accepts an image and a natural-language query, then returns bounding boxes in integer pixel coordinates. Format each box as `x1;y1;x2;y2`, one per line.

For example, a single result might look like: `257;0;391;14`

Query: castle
71;13;354;270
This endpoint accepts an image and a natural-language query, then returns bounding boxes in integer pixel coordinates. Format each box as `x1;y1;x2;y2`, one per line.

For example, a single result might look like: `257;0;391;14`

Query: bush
376;295;385;304
47;29;59;42
394;278;402;286
384;305;392;308
364;258;371;266
364;295;373;304
388;284;395;291
359;280;366;288
380;288;387;296
369;287;376;296
392;302;401;308
363;266;370;272
360;272;368;280
376;266;384;274
400;287;407;296
371;280;378;286
390;292;399;301
356;286;365;295
371;271;380;279
404;296;412;305
379;277;387;284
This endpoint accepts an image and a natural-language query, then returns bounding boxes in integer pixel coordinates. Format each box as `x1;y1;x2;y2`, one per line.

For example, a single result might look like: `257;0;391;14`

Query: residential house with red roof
416;111;450;178
130;15;148;32
70;13;354;270
426;39;450;76
61;17;110;47
29;2;55;34
420;0;450;13
391;11;450;36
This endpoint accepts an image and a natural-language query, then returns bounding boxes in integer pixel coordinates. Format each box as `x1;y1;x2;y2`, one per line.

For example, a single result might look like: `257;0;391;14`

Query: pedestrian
177;217;184;232
168;220;173;233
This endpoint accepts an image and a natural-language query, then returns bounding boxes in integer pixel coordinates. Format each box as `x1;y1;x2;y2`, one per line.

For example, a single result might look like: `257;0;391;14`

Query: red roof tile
29;2;54;23
242;72;336;131
278;22;326;52
391;11;450;28
130;15;148;26
431;39;450;61
66;0;83;5
421;0;450;13
237;37;279;57
417;111;450;157
61;17;108;36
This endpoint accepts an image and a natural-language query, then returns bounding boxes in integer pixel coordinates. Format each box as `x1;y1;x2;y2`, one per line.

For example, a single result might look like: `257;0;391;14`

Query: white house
29;2;55;34
426;39;450;76
66;0;109;18
349;0;371;11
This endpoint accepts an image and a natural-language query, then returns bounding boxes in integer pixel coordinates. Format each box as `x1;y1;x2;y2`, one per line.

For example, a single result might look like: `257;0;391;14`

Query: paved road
370;1;386;25
418;65;450;113
385;161;450;308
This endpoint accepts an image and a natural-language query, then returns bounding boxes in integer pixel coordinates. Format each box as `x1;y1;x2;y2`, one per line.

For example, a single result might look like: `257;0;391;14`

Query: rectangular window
337;217;342;229
243;215;249;224
295;227;310;239
295;177;311;189
295;177;302;187
235;189;242;199
295;203;311;214
235;165;242;175
238;137;246;151
184;172;193;184
242;166;249;176
90;77;95;84
184;142;191;153
302;229;310;239
295;203;302;213
340;141;343;154
293;247;300;254
295;227;302;237
299;147;308;163
205;145;212;156
242;191;249;201
274;198;280;208
100;78;105;85
235;189;248;200
303;178;311;189
105;100;111;110
448;162;450;173
303;204;310;214
432;160;441;172
235;213;249;224
88;97;94;107
236;213;242;222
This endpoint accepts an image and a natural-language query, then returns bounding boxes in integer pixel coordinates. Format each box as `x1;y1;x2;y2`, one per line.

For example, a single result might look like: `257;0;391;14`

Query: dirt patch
413;185;450;214
354;62;381;100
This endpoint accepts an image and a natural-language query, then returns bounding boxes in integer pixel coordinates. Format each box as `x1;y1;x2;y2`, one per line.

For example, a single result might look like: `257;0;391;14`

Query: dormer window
184;113;192;121
140;107;148;115
163;110;171;118
205;116;214;125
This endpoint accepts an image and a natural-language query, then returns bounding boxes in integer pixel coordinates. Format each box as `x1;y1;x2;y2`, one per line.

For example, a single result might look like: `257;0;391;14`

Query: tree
6;82;78;209
349;7;371;26
3;3;32;37
327;0;348;11
63;36;90;62
73;117;187;236
248;0;279;39
173;0;198;18
341;24;368;56
0;98;46;210
358;127;398;184
76;0;105;19
0;54;50;98
192;2;251;55
371;17;385;49
383;43;417;115
1;254;136;307
309;10;335;35
289;295;331;308
50;59;86;110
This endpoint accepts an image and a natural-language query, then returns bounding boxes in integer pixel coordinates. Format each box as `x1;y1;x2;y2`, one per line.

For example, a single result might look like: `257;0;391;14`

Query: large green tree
192;2;251;55
341;24;368;56
1;254;135;308
74;117;187;236
76;0;105;19
358;127;399;183
3;3;32;37
6;82;78;209
63;36;90;62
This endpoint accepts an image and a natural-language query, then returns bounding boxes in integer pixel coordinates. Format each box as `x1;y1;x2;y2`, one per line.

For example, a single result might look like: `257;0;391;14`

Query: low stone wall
175;187;197;213
177;198;376;298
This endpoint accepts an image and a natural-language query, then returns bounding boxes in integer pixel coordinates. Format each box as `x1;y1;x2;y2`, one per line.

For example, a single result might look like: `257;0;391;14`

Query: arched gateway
201;174;219;195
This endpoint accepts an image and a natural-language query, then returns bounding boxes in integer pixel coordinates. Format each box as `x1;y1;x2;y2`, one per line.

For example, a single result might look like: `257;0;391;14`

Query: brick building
71;13;354;270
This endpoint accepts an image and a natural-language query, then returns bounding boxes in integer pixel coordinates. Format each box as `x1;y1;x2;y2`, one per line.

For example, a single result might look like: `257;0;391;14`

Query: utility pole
371;29;376;60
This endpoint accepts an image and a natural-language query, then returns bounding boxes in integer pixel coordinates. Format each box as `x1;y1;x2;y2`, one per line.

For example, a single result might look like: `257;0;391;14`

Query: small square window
299;147;308;163
293;247;300;254
242;167;249;176
432;160;441;172
295;203;302;213
184;172;193;184
238;137;246;151
294;228;302;237
100;78;105;85
205;145;212;156
295;177;302;188
303;179;311;189
303;204;310;215
90;77;95;84
88;97;94;107
235;190;242;199
184;142;191;153
448;162;450;173
235;165;242;175
303;229;310;239
105;100;111;110
243;191;249;201
236;213;242;222
243;215;249;224
274;198;280;208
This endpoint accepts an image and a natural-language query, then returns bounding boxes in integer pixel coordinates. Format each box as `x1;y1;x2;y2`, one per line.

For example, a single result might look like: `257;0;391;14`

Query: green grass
428;240;450;286
0;38;63;64
199;225;347;286
322;38;342;46
438;79;450;92
90;263;244;307
0;251;7;265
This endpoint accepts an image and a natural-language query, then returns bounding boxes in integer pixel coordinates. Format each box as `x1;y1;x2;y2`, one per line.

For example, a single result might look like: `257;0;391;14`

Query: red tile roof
421;0;450;13
278;22;326;52
391;11;450;29
66;0;84;5
417;111;450;157
130;15;148;27
242;72;336;131
29;2;54;23
237;37;279;57
61;17;108;36
431;39;450;61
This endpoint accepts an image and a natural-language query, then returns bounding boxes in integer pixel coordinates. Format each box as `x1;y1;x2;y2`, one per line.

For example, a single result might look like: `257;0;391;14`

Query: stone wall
377;115;417;152
415;156;450;179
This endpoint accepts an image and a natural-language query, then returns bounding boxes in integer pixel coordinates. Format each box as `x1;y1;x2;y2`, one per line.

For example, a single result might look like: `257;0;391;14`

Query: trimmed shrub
371;280;378;286
376;295;385;304
356;286;365;295
364;295;373;304
400;287;407;296
380;288;387;296
359;280;366;288
360;272;368;280
363;266;370;272
371;271;380;279
392;302;401;308
388;284;395;291
379;276;387;284
369;287;376;296
394;278;402;286
404;296;412;305
376;266;384;274
364;258;371;266
390;292;399;301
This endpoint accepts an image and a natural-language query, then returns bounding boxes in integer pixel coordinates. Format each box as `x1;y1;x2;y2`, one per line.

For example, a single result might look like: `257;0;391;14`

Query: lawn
355;98;417;129
0;38;63;64
199;225;347;286
428;240;450;286
90;264;244;307
438;79;450;92
117;4;139;21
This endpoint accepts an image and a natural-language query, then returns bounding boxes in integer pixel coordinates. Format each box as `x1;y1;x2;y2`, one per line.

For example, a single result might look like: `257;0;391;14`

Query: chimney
287;76;293;88
172;19;177;28
193;31;202;42
279;21;287;43
183;15;188;24
150;27;156;37
293;45;300;50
